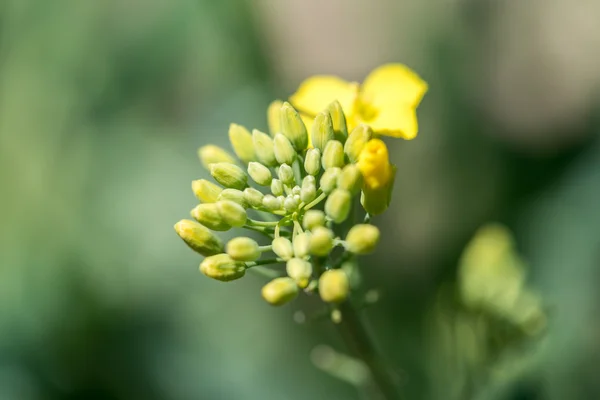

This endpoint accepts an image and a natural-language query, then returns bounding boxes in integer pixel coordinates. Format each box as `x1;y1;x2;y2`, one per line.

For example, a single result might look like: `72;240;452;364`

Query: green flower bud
311;111;334;151
309;226;334;256
191;179;222;203
216;200;247;227
280;102;308;150
226;237;261;261
243;187;264;208
273;133;296;165
261;277;299;306
325;188;352;223
190;204;231;231
292;185;301;196
267;100;283;136
270;179;284;196
200;253;246;282
247;162;272;186
301;175;317;203
228;123;256;164
210;162;247;190
174;219;224;256
272;237;294;261
327;100;348;142
278;163;294;185
344;124;372;163
319;269;349;303
252;129;277;167
292;232;311;259
322;140;345;170
345;224;380;254
337;164;363;195
361;165;396;216
284;195;299;212
262;194;282;211
302;210;326;230
198;145;236;170
320;167;341;194
304;148;321;176
286;258;312;288
218;188;248;208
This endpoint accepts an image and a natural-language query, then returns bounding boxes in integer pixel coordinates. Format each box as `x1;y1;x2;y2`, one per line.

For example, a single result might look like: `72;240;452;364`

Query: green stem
247;219;280;227
247;265;282;279
303;191;326;210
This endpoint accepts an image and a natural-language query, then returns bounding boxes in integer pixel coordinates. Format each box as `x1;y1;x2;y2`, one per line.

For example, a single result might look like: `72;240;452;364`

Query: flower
357;138;392;190
289;63;428;140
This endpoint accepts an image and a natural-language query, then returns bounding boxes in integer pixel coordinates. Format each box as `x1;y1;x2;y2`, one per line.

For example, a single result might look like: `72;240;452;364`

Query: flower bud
301;175;317;203
344;124;372;163
284;195;299;212
322;140;345;170
273;133;296;165
174;219;224;256
302;210;326;230
272;237;294;260
357;139;392;190
320;167;341;194
337;164;363;195
278;163;294;185
218;188;248;208
191;204;231;231
262;194;282;211
325;188;352;223
292;232;311;258
345;224;380;254
292;185;301;196
243;187;264;208
226;237;261;261
216;200;247;227
319;269;349;303
327;100;348;142
261;277;299;306
309;226;334;256
286;258;312;288
247;162;272;186
304;148;321;176
198;145;236;170
191;179;222;203
310;111;334;152
252;129;277;167
270;179;284;196
267;99;283;136
228;123;256;164
210;162;247;190
200;254;246;282
280;102;308;150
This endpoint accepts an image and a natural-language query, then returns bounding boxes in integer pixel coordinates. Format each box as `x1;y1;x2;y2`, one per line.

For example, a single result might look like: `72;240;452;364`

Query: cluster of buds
175;100;394;306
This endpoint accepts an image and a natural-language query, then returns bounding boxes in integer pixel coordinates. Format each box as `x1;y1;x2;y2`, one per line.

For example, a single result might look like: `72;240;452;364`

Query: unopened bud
243;187;264;208
226;237;261;261
309;226;334;256
286;258;312;288
320;167;341;194
200;254;246;282
325;189;352;223
337;164;363;195
327;100;348;142
192;179;222;203
292;185;301;196
267;100;283;136
229;123;256;164
311;111;334;152
301;175;317;203
278;163;294;185
248;162;272;186
345;224;380;254
280;102;308;150
322;140;345;170
262;194;282;211
218;188;248;208
174;219;224;256
304;148;321;176
272;237;294;261
261;277;299;306
344;124;372;163
284;195;299;212
273;133;296;165
302;210;326;230
293;232;311;258
210;162;247;190
270;179;284;196
319;269;349;303
191;204;231;231
198;145;236;170
216;200;247;227
252;129;277;167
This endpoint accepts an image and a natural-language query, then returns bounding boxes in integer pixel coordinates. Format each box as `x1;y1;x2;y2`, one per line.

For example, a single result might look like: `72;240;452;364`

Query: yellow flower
357;138;391;190
289;64;427;140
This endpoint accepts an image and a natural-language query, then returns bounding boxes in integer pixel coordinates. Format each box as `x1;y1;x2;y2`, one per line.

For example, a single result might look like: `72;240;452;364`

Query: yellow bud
226;237;261;261
228;123;256;164
309;226;334;256
200;253;246;282
337;164;363;195
280;102;308;150
272;237;294;261
304;148;321;176
273;133;296;165
327;100;348;142
360;165;396;216
210;162;247;190
267;99;283;136
310;111;334;152
174;219;224;256
344;124;372;163
320;167;341;194
198;145;236;170
191;179;222;203
218;188;248;208
252;129;277;167
302;210;326;230
357;139;392;190
319;269;349;303
286;258;312;288
292;232;311;258
261;277;299;306
216;200;247;227
322;140;345;170
247;162;273;186
243;187;264;208
191;204;231;231
325;188;352;223
345;224;380;254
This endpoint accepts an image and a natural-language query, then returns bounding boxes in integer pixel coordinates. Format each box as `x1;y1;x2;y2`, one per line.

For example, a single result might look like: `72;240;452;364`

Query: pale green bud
320;167;341;194
218;188;248;208
273;133;296;165
247;162;272;186
190;204;231;231
309;226;334;256
270;179;284;196
226;237;261;261
292;185;301;196
191;179;222;203
198;145;236;170
322;140;345;170
344;124;372;163
228;123;256;164
301;175;317;203
292;232;311;259
272;237;294;261
280;102;308;150
304;148;321;176
252;129;277;167
210;162;247;190
284;195;299;212
278;163;294;185
267;100;283;136
261;277;299;306
200;253;246;282
286;258;312;288
311;111;334;151
327;100;348;142
174;219;224;256
345;224;380;254
337;164;363;195
319;269;349;303
325;188;352;223
243;187;264;208
216;200;247;227
262;194;282;211
302;210;326;230
277;195;286;205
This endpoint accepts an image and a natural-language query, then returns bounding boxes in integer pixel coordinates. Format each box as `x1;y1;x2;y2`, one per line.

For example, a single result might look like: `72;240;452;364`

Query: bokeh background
1;1;599;399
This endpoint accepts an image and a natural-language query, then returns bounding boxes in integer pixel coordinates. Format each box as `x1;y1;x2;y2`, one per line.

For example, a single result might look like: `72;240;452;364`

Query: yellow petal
366;105;419;140
289;76;358;117
361;63;428;108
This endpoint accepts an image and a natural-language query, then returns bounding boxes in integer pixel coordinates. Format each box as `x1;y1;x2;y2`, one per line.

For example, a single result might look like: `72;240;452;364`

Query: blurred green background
1;1;599;399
